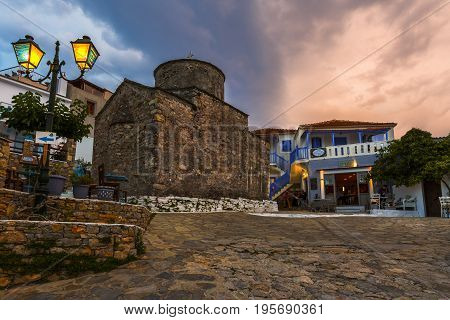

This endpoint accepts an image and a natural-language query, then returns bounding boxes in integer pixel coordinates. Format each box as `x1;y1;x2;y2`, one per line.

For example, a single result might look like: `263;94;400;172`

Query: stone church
93;59;269;199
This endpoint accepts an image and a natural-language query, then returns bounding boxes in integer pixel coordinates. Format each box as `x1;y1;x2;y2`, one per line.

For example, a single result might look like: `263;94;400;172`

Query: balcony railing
310;141;388;160
269;152;289;172
269;170;291;199
290;146;309;163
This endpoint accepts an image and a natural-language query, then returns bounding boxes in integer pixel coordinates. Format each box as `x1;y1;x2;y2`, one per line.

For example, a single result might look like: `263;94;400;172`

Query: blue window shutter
281;140;292;152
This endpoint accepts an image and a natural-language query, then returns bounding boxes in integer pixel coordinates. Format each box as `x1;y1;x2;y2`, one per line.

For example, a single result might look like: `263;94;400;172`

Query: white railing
311;141;388;160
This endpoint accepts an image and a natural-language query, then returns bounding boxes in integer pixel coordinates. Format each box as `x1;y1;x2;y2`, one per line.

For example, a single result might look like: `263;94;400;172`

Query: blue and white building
255;120;397;209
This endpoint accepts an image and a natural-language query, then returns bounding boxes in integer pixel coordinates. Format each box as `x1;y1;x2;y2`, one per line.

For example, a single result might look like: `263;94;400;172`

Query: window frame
281;140;292;153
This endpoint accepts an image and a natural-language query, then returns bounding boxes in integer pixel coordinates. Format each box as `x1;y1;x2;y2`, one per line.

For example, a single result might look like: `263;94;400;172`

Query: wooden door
423;181;442;217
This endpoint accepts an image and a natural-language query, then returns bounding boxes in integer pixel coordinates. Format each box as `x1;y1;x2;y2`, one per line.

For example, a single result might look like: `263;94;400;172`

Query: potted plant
48;162;67;196
71;173;93;199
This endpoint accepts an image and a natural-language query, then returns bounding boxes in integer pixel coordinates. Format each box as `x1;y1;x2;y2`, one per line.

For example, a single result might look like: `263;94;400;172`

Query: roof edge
153;59;226;80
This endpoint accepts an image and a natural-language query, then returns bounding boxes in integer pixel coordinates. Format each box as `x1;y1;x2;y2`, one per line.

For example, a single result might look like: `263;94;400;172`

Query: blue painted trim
305;131;310;148
358;131;363;143
385;131;389;141
331;132;335;146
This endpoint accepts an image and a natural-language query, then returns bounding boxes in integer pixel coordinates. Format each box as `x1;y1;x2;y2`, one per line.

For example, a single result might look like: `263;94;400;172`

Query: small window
86;101;96;115
311;137;322;148
281;140;292;152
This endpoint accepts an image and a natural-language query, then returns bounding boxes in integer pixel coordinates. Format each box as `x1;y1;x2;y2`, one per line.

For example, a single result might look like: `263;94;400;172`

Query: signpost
35;131;57;145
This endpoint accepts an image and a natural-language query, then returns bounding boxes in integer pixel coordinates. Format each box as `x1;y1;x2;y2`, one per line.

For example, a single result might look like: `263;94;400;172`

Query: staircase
269;170;292;200
269;147;309;200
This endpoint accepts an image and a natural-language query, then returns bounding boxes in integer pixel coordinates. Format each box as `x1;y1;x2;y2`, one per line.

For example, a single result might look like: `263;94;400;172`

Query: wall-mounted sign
338;159;357;168
310;147;327;158
35;131;57;145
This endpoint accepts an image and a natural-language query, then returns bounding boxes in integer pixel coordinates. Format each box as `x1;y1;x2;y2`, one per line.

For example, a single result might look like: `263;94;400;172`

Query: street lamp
71;36;99;71
11;35;100;212
12;35;45;71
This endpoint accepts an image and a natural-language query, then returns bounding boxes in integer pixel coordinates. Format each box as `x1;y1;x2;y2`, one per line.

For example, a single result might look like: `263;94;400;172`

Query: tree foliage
371;128;450;191
0;91;91;142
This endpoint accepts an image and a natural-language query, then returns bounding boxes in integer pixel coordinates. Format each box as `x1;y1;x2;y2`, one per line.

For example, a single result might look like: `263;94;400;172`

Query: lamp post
11;35;100;211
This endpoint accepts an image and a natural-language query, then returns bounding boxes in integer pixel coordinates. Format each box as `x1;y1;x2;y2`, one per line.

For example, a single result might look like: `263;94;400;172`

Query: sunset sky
1;0;449;136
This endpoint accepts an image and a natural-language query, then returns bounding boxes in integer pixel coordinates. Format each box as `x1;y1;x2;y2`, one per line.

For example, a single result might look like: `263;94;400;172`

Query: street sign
35;131;57;145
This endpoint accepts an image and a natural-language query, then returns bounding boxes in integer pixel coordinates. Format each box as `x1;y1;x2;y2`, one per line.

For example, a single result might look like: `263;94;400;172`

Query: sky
0;0;449;137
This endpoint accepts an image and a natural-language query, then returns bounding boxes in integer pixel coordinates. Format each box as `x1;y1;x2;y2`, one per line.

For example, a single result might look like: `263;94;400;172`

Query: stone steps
336;206;366;213
272;183;293;200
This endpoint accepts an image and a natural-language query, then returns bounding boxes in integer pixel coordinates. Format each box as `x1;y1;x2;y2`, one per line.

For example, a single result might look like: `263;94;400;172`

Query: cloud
252;0;450;136
0;0;145;89
2;0;448;137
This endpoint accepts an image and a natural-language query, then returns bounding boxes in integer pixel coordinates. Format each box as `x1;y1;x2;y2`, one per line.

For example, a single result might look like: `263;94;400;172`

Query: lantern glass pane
87;47;98;68
14;43;30;64
29;44;44;68
77;62;88;70
72;43;90;63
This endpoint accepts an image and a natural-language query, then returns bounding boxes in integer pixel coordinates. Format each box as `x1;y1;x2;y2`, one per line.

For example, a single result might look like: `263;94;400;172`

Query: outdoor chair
395;196;417;211
439;197;450;218
370;194;381;210
89;164;128;202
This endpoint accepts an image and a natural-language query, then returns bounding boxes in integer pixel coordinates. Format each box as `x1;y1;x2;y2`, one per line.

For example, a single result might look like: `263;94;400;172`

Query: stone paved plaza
1;213;449;299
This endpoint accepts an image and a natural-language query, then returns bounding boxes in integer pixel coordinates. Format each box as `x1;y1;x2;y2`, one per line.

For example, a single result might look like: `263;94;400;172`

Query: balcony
290;146;309;163
310;141;388;160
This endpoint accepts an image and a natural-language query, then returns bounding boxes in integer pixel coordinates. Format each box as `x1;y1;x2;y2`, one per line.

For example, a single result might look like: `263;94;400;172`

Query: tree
371;128;450;192
0;91;91;142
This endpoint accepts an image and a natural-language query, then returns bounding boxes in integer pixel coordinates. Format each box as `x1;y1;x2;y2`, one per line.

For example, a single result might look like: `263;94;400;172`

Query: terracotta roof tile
299;119;397;129
253;128;297;136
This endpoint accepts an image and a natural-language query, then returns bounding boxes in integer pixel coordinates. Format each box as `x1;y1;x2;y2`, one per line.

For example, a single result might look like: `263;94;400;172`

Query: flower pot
73;185;90;199
96;186;115;201
48;175;67;196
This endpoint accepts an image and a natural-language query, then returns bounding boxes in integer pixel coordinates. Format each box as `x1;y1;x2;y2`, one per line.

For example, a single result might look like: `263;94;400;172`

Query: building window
358;172;369;194
281;140;292;152
86;101;96;115
324;175;334;196
311;137;322;148
334;137;347;146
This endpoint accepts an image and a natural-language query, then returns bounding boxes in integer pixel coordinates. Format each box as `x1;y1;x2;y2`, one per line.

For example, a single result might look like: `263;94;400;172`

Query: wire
0;66;19;73
0;0;123;86
261;0;450;127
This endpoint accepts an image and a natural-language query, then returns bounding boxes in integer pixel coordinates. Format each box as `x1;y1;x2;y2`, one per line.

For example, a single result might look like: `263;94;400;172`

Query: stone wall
0;138;10;188
94;78;269;200
128;195;278;213
0;220;144;288
0;189;34;218
0;188;155;230
154;59;225;100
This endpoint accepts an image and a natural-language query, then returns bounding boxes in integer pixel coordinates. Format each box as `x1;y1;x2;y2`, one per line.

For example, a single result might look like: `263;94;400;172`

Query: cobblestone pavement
1;213;449;299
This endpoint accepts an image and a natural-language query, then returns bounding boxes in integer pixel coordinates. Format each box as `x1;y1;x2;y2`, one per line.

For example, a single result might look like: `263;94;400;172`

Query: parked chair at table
370;194;381;210
90;164;128;202
395;196;417;211
439;197;450;218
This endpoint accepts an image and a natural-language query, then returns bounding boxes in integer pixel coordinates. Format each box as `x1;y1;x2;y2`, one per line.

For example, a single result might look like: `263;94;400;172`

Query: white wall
441;175;450;197
393;184;426;217
75;137;94;163
0;76;71;107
